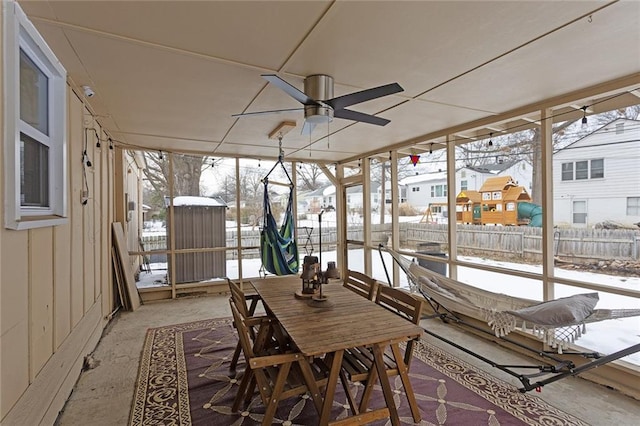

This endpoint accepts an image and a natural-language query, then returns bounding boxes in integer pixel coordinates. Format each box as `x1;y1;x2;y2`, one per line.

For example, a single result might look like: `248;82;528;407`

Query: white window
4;1;67;229
460;180;468;190
627;197;640;216
572;200;587;224
575;161;588;180
561;162;573;181
590;159;604;179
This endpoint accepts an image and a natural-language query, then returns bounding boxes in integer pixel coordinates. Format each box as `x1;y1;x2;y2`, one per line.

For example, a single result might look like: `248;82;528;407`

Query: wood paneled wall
0;88;115;423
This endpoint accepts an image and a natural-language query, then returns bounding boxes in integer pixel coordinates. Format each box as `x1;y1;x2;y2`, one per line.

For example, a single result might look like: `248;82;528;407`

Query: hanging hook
278;135;284;162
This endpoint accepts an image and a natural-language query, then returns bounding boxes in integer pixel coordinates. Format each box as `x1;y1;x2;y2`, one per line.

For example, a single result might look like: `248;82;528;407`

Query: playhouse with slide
422;176;542;227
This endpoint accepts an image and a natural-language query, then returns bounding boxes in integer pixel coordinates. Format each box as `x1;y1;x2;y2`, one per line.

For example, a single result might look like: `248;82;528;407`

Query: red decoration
409;154;420;166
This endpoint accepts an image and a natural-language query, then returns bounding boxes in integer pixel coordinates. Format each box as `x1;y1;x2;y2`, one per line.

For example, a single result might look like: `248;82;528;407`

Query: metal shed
167;196;227;284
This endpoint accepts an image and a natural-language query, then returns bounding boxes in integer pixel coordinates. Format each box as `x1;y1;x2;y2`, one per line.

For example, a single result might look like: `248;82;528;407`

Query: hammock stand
259;154;299;276
378;244;640;393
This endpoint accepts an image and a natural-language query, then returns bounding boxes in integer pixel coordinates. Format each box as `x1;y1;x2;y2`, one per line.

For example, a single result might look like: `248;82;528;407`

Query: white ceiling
19;0;640;164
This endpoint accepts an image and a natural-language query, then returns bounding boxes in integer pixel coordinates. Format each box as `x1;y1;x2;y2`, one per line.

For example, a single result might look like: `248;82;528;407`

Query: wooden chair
228;279;283;371
339;284;424;422
229;297;329;425
343;270;379;301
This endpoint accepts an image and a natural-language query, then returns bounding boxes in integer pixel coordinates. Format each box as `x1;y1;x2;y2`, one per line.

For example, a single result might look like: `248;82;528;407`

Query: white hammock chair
387;247;640;352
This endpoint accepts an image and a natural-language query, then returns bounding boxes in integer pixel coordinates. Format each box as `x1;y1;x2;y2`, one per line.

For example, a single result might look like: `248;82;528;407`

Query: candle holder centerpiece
295;255;320;299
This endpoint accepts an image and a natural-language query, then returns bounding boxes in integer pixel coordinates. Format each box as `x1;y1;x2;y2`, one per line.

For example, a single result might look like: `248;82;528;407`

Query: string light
258;159;261;167
429;143;433;154
108;138;114;150
82;150;92;167
158;150;163;160
581;106;588;128
488;133;493;147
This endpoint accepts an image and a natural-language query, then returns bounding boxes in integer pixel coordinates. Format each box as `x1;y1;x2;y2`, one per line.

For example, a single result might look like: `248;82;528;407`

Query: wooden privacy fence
140;223;639;263
403;223;640;262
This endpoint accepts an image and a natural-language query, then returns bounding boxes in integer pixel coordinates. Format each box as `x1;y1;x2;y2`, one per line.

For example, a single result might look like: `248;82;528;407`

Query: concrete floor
56;292;640;426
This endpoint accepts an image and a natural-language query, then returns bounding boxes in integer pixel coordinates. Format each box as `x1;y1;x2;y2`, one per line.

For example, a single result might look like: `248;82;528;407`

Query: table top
251;276;423;357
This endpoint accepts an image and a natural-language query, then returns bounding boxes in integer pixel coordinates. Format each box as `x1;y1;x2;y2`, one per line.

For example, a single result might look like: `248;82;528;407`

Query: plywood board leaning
112;222;141;310
111;246;129;311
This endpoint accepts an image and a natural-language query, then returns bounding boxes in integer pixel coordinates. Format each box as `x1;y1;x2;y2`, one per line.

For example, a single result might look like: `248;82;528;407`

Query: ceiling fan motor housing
304;74;334;123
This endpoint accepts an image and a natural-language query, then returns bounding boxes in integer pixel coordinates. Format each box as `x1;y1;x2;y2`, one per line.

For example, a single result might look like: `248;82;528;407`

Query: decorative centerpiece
324;261;340;280
295;256;320;299
307;209;333;308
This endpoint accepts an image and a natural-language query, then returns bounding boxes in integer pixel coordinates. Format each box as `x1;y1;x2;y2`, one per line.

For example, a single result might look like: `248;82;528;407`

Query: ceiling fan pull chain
327;119;330;149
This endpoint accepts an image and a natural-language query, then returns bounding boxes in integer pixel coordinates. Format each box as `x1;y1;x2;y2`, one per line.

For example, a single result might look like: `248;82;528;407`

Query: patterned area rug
130;318;587;425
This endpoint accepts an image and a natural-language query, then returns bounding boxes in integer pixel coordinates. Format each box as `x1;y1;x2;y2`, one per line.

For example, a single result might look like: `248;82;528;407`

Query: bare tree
141;151;215;214
291;162;325;191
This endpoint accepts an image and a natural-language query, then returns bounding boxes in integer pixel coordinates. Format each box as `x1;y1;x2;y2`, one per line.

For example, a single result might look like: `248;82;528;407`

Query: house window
461;180;468;190
4;2;67;229
431;184;447;197
590;159;604;179
561;163;573;181
627;197;640;216
572;200;587;224
575;161;588;180
412;187;420;192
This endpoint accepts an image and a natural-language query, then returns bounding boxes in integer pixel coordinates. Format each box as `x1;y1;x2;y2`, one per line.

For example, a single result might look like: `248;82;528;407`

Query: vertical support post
446;135;458;280
336;164;347;278
235;158;243;287
541;108;555;301
362;157;372;276
167;153;176;299
390;150;400;286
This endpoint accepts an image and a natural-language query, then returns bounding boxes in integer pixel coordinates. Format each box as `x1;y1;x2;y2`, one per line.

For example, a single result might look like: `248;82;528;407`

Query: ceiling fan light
304;105;334;123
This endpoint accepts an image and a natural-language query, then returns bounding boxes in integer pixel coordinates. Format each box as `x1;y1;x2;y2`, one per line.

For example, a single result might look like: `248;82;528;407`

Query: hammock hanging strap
260;159;299;276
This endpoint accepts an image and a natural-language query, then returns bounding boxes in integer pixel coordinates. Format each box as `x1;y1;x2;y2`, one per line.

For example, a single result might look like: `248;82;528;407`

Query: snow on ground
136;248;639;365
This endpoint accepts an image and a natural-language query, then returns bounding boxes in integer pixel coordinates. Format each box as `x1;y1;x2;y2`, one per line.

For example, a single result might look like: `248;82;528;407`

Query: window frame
3;1;67;230
575;160;588;180
627;197;640;216
572;200;587;224
561;162;573;181
590;158;604;179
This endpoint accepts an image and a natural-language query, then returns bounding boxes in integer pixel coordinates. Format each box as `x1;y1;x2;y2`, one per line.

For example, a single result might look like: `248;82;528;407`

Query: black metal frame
378;244;640;393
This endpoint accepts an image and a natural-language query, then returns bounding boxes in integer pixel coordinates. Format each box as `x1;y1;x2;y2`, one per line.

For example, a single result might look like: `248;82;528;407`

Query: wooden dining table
251;276;423;426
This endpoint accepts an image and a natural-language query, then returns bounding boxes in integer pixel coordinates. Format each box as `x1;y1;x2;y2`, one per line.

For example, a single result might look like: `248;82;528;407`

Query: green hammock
260;171;299;276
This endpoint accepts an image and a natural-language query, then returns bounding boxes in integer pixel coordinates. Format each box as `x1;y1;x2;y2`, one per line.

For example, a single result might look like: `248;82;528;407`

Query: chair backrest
375;285;424;366
344;270;379;301
228;279;250;317
375;285;424;325
229;296;257;360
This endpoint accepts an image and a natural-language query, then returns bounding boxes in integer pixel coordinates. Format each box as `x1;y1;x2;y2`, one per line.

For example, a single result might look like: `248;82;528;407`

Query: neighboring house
300;184;383;214
380;180;408;204
345;182;381;212
401;160;534;213
553;118;640;227
458;159;533;196
401;171;448;211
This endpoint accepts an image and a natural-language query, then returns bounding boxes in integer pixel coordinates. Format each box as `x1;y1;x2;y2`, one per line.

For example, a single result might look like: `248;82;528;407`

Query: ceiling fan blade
232;107;304;118
262;74;318;106
334;108;391;126
301;120;316;136
326;83;403;110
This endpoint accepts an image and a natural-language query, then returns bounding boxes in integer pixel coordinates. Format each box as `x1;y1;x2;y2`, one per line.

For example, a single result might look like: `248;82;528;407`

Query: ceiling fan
233;74;403;135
